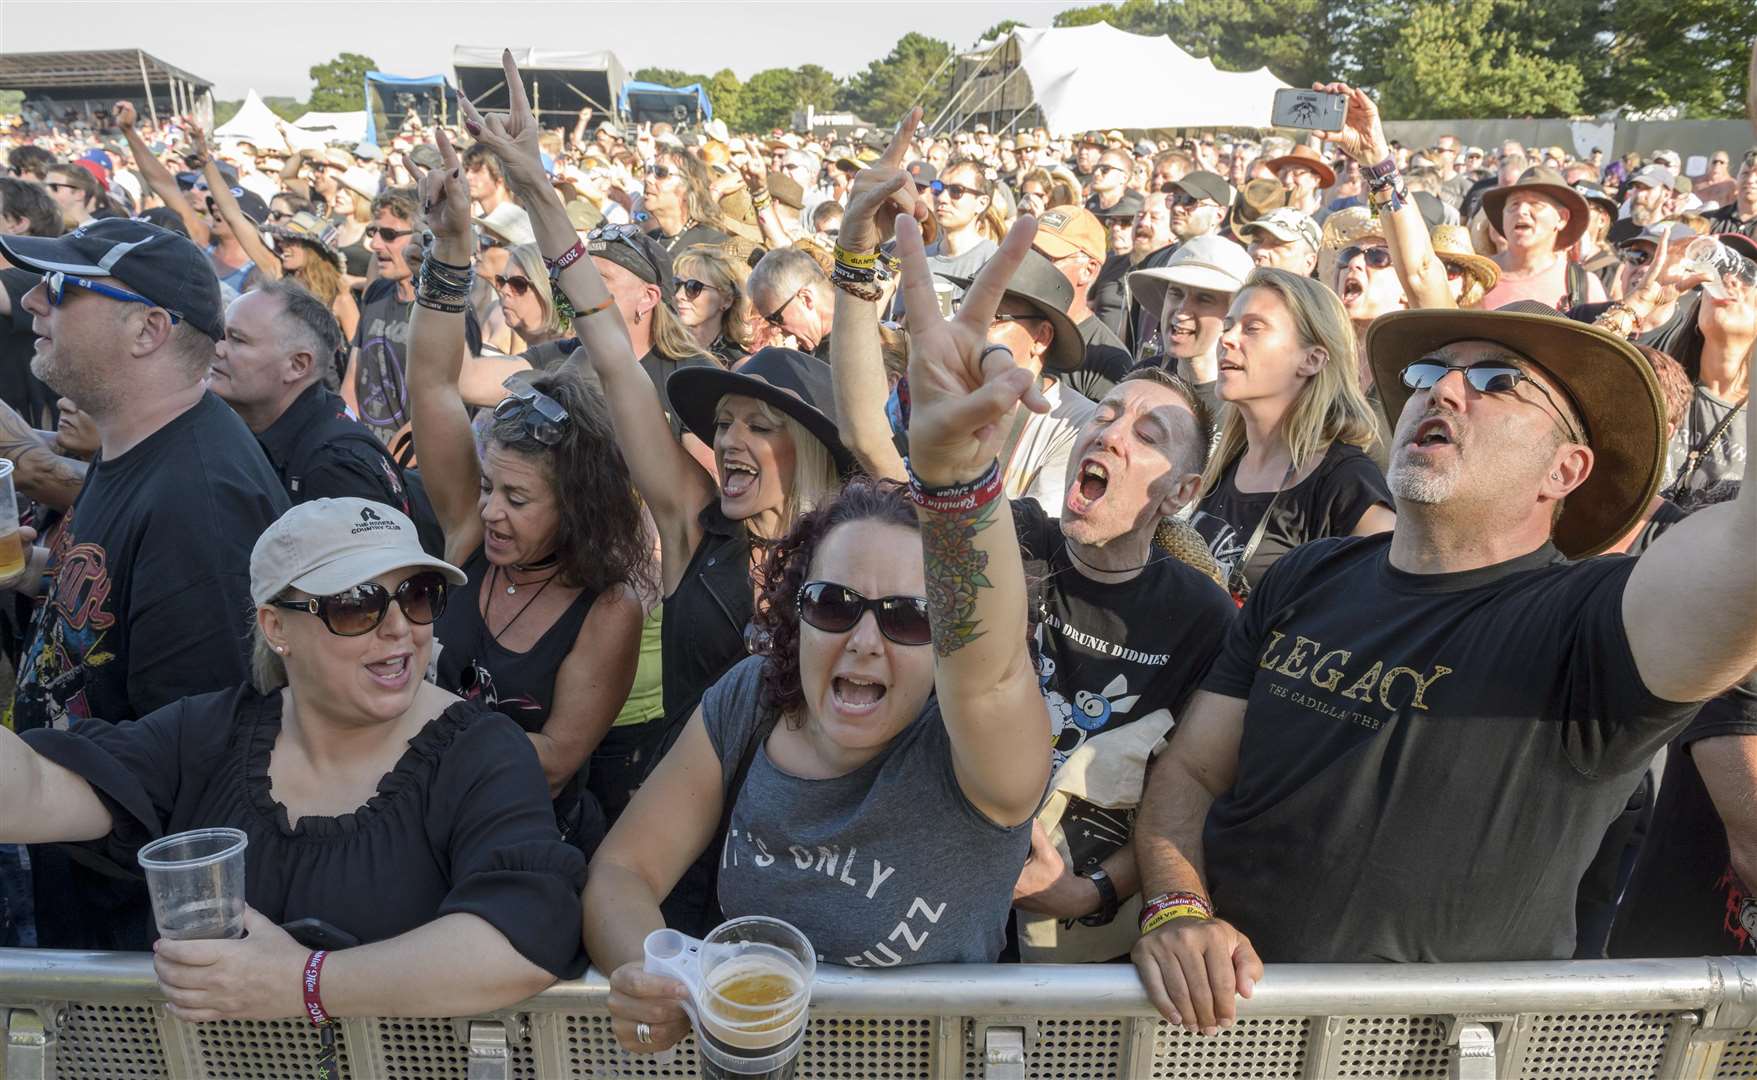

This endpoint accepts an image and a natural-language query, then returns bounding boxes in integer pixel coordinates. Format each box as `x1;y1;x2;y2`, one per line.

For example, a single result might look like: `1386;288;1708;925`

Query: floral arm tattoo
919;499;997;657
0;398;86;510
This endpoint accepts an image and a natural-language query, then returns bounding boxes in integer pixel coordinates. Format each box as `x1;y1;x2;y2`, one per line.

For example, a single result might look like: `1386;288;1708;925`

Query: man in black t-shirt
1132;307;1756;1034
0;219;288;949
1704;156;1756;240
1011;368;1237;932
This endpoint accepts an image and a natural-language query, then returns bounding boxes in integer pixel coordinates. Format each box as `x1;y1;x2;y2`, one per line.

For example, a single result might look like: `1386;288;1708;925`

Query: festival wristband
1363;154;1399;183
905;457;1003;514
1140;905;1215;935
302;950;332;1026
834;244;880;269
548;239;588;273
1138;891;1213;931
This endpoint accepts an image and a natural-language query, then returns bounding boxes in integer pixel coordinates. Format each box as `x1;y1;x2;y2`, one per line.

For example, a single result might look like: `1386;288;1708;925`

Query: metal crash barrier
3;951;1757;1079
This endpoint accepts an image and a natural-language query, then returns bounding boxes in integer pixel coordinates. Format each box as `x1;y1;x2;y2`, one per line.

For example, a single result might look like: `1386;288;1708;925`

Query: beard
1387;452;1461;503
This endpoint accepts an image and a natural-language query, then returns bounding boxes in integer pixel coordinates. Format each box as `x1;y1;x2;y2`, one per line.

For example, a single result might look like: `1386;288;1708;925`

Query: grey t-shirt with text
705;656;1031;967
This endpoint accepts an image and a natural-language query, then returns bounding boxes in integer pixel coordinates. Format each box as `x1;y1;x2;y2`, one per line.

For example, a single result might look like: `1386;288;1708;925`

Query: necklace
1062;539;1162;577
488;564;557;642
505;552;560;594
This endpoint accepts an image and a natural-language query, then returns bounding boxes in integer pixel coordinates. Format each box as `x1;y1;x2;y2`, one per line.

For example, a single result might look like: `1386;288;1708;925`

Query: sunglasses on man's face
763;288;803;329
43;270;182;325
365;225;413;242
1400;359;1583;444
1339;245;1394;270
271;570;450;637
645;164;674;181
916;179;945;196
796;581;932;647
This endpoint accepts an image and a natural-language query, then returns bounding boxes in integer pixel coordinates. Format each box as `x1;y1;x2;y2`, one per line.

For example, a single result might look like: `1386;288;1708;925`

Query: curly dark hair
488;368;655;598
753;476;919;722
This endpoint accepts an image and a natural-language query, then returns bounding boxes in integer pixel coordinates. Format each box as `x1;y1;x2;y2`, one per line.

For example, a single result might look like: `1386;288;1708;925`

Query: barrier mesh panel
1151;1016;1310;1079
1714;1026;1757;1079
563;1011;701;1078
954;1016;1128;1078
800;1015;936;1078
1516;1010;1673;1079
51;1002;169;1080
1331;1015;1450;1078
195;1016;354;1079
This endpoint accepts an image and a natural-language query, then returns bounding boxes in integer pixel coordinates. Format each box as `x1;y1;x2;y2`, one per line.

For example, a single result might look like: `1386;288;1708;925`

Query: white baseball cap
250;499;464;606
1128;235;1254;318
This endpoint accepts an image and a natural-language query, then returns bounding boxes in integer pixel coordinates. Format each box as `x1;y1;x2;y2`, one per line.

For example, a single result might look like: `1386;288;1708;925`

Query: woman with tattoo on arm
585;212;1055;1056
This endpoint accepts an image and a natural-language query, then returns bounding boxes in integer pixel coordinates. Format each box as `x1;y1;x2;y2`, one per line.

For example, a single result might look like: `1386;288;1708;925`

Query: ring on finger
979;343;1014;363
636;1021;653;1045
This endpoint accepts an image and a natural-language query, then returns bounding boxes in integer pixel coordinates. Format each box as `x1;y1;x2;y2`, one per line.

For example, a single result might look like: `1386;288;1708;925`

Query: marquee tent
288;110;370;148
453;46;625;126
214;89;284;148
946;23;1292;134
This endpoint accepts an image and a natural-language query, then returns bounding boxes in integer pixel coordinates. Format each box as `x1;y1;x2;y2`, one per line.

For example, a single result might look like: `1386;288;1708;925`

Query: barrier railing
3;950;1756;1079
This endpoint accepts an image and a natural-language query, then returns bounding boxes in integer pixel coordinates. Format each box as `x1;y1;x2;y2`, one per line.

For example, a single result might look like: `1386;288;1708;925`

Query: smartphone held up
1272;89;1348;132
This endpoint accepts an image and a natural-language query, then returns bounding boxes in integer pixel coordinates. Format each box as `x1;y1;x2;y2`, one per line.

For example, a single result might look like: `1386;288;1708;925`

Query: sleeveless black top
660;504;753;726
434;547;597;740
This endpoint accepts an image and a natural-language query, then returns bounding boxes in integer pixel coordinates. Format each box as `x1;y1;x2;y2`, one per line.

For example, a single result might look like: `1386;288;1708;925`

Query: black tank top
434;547;597;736
660;504;753;726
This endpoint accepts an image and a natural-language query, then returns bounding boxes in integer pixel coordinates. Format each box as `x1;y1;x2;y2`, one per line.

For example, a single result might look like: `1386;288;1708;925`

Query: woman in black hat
458;61;848;857
268;211;361;342
404;130;652;859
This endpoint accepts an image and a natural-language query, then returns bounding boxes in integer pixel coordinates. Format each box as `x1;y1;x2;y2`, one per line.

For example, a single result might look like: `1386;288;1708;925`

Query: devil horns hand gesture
894;212;1050;487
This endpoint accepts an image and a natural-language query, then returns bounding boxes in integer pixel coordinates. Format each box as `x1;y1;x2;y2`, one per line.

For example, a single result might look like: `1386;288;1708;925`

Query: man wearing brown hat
1133;306;1756;1033
1265;145;1334;216
1481;166;1607;310
1033;206;1133;398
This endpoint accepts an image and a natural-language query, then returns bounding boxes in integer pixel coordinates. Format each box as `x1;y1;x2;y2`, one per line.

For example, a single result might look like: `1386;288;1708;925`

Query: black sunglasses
942;182;984;202
796;581;932;647
645;164;673;180
673;277;710;300
764;288;803;328
494;385;570;446
1400;359;1584;444
271;570;450;637
1340;245;1394;270
493;273;533;296
1165;191;1205;208
365;224;414;242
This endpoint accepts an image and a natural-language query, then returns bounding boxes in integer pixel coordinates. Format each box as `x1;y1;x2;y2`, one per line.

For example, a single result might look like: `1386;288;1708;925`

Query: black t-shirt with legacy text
1200;535;1702;964
1192;441;1391;592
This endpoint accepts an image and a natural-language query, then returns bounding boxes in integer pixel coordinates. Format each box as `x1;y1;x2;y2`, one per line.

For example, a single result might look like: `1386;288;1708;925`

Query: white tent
288;110;370;149
953;24;1292;133
213;89;286;149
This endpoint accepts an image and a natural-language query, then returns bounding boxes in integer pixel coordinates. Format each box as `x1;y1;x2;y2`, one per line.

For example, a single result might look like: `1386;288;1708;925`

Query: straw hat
269;211;345;270
1429;224;1499;298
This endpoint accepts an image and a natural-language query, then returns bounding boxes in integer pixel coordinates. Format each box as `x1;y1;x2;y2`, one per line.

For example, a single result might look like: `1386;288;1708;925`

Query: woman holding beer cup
585;211;1055;1052
0;498;587;1021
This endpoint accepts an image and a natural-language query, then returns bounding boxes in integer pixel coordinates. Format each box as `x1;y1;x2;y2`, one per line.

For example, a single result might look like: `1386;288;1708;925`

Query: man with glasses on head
1133;305;1757;1034
346;186;482;458
0;219;288;950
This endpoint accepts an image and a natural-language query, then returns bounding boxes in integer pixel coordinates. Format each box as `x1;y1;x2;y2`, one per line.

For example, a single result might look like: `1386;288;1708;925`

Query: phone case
1272;89;1347;132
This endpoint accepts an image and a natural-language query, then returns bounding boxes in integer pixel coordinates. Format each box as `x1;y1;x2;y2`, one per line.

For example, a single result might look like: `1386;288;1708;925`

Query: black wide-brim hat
1366;307;1667;559
668;348;856;476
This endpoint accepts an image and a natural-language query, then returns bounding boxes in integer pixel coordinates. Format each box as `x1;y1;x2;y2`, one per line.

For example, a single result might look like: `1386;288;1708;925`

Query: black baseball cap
1091;190;1145;221
1171;170;1236;207
0;218;226;340
586;224;675;304
906;160;938;187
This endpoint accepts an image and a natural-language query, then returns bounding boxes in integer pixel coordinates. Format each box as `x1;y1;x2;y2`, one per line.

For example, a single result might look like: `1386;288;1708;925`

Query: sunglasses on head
493;274;532;296
673;277;710;300
493;384;571;445
43;271;182;324
365;224;413;242
271;570;450;637
1339;244;1394;270
796;581;932;646
1400;359;1583;444
1615;244;1654;267
587;222;662;282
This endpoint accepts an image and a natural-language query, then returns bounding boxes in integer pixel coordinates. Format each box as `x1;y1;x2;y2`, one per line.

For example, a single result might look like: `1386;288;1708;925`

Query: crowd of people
0;43;1751;1050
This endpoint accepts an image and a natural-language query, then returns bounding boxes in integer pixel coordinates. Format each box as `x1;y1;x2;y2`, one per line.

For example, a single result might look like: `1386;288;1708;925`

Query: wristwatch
1077;866;1120;927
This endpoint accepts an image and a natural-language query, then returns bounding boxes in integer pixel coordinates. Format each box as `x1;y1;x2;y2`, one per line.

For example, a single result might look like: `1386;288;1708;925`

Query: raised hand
896;212;1050;487
843;107;931;251
459;50;546;194
408;129;471;244
111;100;137;130
1314;82;1389;166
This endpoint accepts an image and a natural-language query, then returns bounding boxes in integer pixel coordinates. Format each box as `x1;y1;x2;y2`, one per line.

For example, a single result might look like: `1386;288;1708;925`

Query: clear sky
0;1;1101;100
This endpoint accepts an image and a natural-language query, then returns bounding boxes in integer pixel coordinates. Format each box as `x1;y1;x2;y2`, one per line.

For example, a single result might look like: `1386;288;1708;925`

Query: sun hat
1264;145;1336;188
1127;235;1254;321
667;348;854;474
943;249;1084;373
1031;206;1107;263
1428;224;1500;297
269;210;345;269
1234;177;1288;225
474;202;536;246
1481;166;1591;250
250;498;465;607
1365;307;1667;559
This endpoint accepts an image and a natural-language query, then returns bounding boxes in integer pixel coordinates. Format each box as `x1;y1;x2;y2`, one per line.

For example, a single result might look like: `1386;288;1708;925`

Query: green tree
1587;0;1757;117
1376;0;1583;118
791;64;841;112
842;32;955;123
1052;0;1362;90
633;67;706;89
307;52;378;112
978;18;1027;43
737;68;800;131
706;69;744;129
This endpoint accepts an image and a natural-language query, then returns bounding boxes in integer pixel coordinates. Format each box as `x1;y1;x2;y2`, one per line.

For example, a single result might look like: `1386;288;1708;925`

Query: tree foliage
632;67;705;89
841;32;956;124
1377;0;1584;118
1587;0;1757;118
307;52;378;113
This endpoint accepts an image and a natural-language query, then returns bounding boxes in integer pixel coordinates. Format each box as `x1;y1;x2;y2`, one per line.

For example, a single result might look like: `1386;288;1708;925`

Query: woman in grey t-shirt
586;208;1056;1056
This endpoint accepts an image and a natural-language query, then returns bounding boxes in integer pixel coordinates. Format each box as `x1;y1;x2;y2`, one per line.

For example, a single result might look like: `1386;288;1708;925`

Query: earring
276;646;287;655
1551;473;1560;480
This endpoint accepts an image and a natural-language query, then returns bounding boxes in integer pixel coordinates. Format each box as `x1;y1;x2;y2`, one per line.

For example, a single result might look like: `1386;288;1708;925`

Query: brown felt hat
1366;307;1667;559
1264;145;1336;188
1480;166;1590;251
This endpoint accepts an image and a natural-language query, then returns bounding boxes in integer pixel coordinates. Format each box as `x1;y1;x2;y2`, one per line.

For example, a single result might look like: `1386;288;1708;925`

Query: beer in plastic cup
0;459;24;580
644;916;817;1079
137;827;248;940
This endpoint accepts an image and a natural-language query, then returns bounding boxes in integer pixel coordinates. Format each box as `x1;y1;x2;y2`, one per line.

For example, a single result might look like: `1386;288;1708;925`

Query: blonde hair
651;297;719;366
505;243;564;337
1200;267;1380;497
675;244;755;352
745;398;840;532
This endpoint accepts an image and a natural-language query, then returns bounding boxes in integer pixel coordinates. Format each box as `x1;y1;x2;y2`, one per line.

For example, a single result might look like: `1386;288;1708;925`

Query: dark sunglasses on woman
796;581;932;647
672;277;710;300
271;570;450;637
493;274;533;296
1339;244;1394;270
